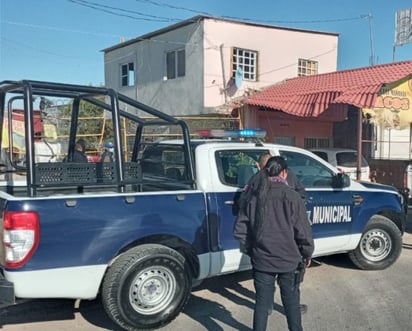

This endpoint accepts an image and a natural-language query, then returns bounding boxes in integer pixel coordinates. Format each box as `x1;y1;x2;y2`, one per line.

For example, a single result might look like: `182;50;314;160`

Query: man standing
100;141;114;162
252;152;306;200
71;139;88;163
234;156;314;331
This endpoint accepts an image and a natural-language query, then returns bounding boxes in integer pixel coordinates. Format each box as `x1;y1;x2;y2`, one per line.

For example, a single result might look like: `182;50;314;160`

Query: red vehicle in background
86;153;101;162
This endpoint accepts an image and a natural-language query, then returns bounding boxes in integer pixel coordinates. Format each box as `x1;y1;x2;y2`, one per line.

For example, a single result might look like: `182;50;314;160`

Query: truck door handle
224;200;234;205
65;199;77;207
176;194;185;201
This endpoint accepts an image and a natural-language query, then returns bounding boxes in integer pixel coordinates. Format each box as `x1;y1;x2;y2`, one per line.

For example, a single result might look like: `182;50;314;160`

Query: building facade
102;15;339;118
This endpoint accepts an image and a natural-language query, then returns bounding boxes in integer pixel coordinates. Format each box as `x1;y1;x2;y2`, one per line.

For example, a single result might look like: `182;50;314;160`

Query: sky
0;0;411;86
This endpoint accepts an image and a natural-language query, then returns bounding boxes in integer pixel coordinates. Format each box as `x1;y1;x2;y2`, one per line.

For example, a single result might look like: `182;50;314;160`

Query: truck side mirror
332;172;350;188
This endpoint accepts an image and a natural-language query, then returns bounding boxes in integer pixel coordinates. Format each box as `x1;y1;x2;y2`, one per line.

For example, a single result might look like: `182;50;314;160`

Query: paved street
2;213;412;331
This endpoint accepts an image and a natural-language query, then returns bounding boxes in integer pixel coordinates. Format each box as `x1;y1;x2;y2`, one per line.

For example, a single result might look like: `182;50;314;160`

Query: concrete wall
104;22;204;116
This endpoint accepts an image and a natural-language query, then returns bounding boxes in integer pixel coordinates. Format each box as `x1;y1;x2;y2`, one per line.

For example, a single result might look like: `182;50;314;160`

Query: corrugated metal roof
246;60;412;117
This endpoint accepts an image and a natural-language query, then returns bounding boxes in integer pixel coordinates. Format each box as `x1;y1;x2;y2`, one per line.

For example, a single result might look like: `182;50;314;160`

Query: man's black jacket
234;179;314;273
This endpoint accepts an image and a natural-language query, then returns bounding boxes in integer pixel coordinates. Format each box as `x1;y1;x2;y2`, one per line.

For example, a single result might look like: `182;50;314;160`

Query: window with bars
121;62;135;87
166;49;186;79
298;59;318;77
304;137;331;149
273;136;296;146
232;47;258;81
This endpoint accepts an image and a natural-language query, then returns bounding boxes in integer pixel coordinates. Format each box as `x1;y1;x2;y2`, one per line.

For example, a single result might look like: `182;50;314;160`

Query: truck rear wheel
102;244;192;331
349;215;402;270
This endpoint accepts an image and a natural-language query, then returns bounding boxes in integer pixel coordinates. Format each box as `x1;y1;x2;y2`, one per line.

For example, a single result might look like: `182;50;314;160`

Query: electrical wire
67;0;180;22
69;0;366;26
2;20;121;38
134;0;365;25
1;37;91;59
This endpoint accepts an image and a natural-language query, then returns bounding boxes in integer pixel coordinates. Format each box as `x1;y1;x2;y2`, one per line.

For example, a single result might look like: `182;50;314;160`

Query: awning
246;60;412;117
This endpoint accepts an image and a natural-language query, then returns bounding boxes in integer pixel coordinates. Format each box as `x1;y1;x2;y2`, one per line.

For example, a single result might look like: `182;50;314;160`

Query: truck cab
141;137;406;278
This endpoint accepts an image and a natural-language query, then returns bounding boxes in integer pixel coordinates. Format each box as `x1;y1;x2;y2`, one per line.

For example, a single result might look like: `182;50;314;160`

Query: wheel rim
129;265;177;315
360;229;392;262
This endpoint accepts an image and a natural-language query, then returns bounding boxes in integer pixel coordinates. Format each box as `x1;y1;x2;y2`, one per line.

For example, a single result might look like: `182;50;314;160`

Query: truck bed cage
0;80;195;196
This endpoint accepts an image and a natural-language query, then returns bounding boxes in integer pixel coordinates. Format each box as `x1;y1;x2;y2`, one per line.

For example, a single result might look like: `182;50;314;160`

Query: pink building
103;15;339;118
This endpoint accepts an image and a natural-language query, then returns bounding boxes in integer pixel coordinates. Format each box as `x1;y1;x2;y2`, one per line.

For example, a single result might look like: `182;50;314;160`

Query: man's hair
265;156;287;177
75;139;86;152
252;156;288;241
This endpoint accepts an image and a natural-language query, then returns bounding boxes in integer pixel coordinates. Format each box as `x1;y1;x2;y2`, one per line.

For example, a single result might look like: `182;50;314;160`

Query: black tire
102;244;192;331
349;215;402;270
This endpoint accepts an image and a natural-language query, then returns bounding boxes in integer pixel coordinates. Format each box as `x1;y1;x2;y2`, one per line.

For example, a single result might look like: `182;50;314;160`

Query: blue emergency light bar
196;128;266;139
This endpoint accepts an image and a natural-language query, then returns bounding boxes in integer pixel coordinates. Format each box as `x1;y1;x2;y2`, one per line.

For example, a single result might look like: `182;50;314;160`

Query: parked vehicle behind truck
0;80;407;331
310;147;370;181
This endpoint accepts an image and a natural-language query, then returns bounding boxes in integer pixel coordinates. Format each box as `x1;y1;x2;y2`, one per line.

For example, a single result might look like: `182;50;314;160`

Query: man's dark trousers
253;269;302;331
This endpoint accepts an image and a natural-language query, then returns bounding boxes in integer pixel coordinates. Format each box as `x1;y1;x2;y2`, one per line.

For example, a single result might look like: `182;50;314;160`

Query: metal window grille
298;59;318;77
274;136;296;146
304;137;331;149
232;48;257;81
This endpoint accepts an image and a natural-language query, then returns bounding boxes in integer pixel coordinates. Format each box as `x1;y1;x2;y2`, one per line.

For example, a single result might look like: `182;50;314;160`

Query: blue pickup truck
0;80;406;330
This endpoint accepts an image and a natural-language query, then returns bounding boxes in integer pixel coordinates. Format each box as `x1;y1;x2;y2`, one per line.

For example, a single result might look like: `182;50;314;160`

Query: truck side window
162;149;185;181
215;150;268;187
140;145;186;181
279;150;334;188
141;148;164;176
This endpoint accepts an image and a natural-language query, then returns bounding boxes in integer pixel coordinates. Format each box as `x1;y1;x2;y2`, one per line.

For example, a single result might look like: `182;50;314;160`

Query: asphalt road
2;215;412;331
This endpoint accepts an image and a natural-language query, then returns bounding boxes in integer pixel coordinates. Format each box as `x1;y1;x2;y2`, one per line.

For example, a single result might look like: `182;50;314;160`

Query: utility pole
367;13;375;66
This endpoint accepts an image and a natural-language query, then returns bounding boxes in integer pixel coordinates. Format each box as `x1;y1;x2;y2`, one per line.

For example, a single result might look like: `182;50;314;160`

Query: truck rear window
141;145;187;181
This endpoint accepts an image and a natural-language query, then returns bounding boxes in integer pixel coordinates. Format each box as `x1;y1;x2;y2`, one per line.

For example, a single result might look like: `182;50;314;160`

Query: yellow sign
43;124;57;141
1;120;57;149
363;76;412;129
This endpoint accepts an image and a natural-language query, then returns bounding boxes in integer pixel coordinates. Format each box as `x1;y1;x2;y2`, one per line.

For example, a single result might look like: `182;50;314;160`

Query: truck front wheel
102;244;192;331
349;215;402;270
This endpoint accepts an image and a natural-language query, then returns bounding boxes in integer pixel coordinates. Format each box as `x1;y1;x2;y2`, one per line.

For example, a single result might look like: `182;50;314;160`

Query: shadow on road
311;253;358;270
186;270;253;331
0;272;255;331
0;297;122;330
78;298;124;330
0;299;75;326
183;294;252;331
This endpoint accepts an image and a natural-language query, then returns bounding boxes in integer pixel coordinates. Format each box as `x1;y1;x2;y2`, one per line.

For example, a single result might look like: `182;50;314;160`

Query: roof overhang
245;60;412;117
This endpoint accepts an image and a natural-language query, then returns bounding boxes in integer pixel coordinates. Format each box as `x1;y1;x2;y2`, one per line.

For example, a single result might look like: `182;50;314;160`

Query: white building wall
374;126;412;160
202;19;338;109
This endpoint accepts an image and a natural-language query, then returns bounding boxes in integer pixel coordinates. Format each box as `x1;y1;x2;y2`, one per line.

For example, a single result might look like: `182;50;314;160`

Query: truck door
206;148;266;274
279;149;360;256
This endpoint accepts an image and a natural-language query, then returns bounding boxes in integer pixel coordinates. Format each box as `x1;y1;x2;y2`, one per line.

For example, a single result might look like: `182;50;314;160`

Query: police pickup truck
0;80;406;331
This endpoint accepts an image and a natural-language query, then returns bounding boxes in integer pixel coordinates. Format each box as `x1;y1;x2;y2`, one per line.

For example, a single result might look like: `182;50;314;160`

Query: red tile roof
246;60;412;117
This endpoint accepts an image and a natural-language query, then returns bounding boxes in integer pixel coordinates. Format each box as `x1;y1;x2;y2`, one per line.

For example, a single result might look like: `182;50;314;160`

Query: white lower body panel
196;234;362;280
6;265;107;299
